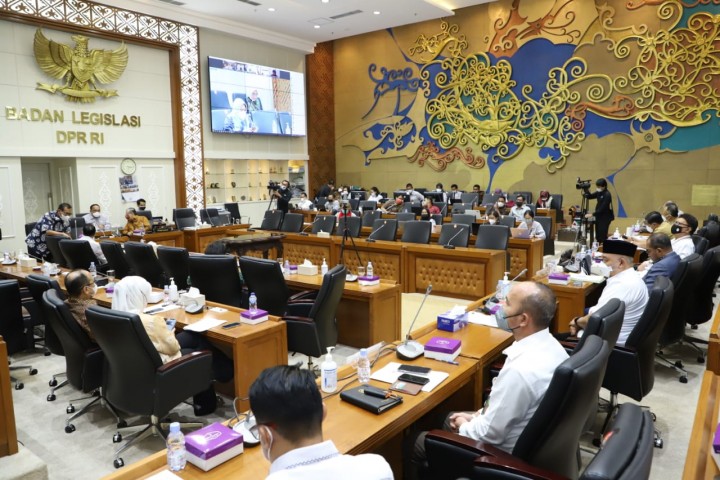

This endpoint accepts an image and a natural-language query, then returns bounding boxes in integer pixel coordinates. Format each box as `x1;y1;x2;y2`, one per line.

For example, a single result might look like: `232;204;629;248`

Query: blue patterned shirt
25;211;70;260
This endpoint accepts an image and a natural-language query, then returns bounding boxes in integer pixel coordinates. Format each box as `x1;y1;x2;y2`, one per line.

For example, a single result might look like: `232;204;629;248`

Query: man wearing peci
26;203;73;261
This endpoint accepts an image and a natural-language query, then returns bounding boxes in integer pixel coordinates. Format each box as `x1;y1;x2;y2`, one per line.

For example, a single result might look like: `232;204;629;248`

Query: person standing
583;178;614;242
272;180;293;214
25;203;73;260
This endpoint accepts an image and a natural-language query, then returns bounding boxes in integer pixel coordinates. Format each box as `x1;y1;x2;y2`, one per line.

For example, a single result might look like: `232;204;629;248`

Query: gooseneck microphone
443;225;467;250
396;284;432;360
366;220;387;243
299;217;320;236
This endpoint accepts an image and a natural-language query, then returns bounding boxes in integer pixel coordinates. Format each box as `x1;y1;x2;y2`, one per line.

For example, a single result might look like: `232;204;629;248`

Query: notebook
340;386;403;414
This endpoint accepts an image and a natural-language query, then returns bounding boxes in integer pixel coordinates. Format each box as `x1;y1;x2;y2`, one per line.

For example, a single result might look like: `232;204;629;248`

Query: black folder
340;386;403;414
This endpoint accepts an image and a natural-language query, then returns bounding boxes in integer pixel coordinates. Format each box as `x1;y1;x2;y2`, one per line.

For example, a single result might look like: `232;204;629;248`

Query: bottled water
284;259;290;273
166;422;186;471
163;285;170;303
249;292;257;313
357;348;371;385
88;262;97;278
366;261;374;278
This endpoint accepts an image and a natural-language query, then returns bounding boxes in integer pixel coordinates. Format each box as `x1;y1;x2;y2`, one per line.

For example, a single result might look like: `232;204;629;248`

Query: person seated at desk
629;211;664;249
658;202;679;237
509;194;531;221
26;202;73;261
671;213;697;259
448;184;463;202
405;183;425;203
569;240;648;347
83;203;110;230
472;184;482;195
112;276;232;415
420;208;436;227
65;269;100;342
224;98;258;133
121;207;151;235
324;194;340;214
518;210;545;239
367;186;383;203
434;183;448;203
247;89;263;112
637;233;680;291
409;282;567;480
424;197;441;215
296;192;315;210
381;196;404;213
698;213;720;249
79;224;107;265
137;198;148;212
249;365;393;480
536;191;552;209
487;196;509;218
486;210;500;225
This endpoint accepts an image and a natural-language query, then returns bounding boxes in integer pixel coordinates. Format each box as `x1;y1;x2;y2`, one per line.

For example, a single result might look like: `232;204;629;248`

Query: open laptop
510;227;531;239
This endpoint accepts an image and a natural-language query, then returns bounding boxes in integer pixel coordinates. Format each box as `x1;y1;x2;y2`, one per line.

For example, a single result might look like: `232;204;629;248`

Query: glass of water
357;266;366;278
107;269;116;283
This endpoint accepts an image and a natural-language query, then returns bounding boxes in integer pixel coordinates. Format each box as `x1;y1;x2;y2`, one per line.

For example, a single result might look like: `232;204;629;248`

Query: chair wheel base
113;433;122;443
29;368;38;375
47;394;56;402
65;424;76;433
66;404;75;414
117;420;127;428
654;438;663;448
49;379;57;387
14;383;23;390
114;458;124;468
698;356;706;363
675;360;684;368
44;350;51;356
592;437;602;448
680;376;688;384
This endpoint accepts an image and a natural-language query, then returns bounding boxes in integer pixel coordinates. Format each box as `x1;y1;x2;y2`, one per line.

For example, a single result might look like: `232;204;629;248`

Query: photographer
271;180;293;213
581;178;614;242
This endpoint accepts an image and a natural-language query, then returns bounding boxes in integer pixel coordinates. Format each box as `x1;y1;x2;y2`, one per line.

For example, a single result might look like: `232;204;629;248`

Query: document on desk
370;362;448;392
467;311;499;328
146;471;182;480
183;318;226;332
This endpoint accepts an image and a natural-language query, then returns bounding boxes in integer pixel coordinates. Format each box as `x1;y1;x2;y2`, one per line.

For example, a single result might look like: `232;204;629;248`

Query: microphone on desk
442;224;467;250
397;284;432;360
366;221;387;243
482;269;529;313
299;218;319;236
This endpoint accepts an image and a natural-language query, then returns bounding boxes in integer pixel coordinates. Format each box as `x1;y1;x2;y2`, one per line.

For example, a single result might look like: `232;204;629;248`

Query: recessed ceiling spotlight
373;10;380;15
268;7;275;11
314;25;320;29
321;0;329;3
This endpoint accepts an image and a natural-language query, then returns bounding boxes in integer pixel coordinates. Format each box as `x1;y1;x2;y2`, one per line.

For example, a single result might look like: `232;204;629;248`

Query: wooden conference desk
0;337;18;458
183;225;251;253
683;370;720;480
706;306;720;375
534;276;604;334
104;325;512;480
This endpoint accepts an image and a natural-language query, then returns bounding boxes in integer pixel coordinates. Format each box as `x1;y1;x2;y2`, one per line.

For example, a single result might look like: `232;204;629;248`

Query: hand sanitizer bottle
321;347;337;393
321;258;328;275
169;278;179;302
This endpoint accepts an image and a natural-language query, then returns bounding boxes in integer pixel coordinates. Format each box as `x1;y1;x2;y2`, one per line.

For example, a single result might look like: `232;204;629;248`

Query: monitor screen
207;56;306;137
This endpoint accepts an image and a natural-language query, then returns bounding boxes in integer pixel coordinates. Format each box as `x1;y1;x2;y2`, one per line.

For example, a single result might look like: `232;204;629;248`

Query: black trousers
594;214;612;242
407;412;471;480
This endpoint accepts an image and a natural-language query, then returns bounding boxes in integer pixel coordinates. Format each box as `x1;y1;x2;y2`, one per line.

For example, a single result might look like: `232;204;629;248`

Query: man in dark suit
272;180;293;213
638;233;680;291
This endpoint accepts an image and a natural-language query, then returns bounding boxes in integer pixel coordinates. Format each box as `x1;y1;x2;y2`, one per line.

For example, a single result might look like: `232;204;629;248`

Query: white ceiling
98;0;492;52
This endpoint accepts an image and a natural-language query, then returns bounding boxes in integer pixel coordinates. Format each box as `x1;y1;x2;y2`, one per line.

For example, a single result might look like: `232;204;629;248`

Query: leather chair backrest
431;214;444;226
260;210;284;230
86;306;162;416
59;239;99;270
69;217;86;239
280;213;304;233
46;235;68;267
0;280;29;354
173;208;196;229
461;192;480;205
662;253;702;345
514;336;610;479
362;210;381;227
224;203;241;223
688;246;720;326
41;289;99;390
369;219;398;241
337;217;362;238
550;194;564;222
100;241;133;279
25;222;36;236
307;265;346;349
574;298;624;352
188;254;243;307
200;208;222;226
451;214;475;227
312;215;336;235
123;242;168;288
315;196;327;209
483;193;501;206
401;221;432;244
499;216;516;228
239;256;289;316
349;198;360;210
451;204;466;214
438;223;470;248
475;225;510;250
156;246;190;290
360;200;377;211
396;212;416;223
513;191;533;204
136;210;153;222
535;216;554;256
26;274;65;356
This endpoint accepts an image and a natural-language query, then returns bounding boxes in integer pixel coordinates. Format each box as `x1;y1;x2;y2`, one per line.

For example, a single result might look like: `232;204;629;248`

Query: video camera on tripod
575;177;592;190
267;180;280;191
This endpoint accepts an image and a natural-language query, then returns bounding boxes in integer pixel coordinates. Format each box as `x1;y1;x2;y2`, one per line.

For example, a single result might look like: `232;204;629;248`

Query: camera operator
271;180;293;214
581;178;614;242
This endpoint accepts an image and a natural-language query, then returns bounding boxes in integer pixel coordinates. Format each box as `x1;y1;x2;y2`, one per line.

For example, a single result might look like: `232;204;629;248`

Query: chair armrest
285;302;314;318
158;350;212;374
281;315;314;324
425;430;495;457
156;350;214;416
288;290;317;302
473;455;570;480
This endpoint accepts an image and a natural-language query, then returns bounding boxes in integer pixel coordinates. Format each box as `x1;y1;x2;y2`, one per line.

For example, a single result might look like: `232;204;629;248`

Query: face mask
421;214;430;221
89;284;98;296
436;188;442;192
260;426;274;462
516;201;523;207
92;212;101;218
495;307;521;332
497;202;505;208
138;206;146;211
596;188;602;193
525;218;532;225
60;214;70;223
671;224;683;235
488;219;497;225
406;190;412;195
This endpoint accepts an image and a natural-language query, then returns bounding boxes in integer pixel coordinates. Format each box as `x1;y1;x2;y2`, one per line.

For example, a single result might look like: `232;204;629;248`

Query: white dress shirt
79;236;107;265
406;189;425;203
83;213;110;230
509;205;530;221
518;220;546;239
267;440;393;480
458;329;568;452
297;198;315;210
588;267;648;346
671;235;694;259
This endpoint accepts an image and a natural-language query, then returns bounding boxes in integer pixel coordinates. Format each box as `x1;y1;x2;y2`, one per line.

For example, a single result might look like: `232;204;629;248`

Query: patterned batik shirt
25;211;70;260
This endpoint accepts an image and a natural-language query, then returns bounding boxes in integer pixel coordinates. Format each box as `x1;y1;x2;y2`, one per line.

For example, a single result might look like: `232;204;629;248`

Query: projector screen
207;56;306;137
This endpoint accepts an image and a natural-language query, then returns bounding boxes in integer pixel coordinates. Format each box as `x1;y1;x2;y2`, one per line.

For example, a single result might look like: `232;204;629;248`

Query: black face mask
421;214;430;221
671;224;684;235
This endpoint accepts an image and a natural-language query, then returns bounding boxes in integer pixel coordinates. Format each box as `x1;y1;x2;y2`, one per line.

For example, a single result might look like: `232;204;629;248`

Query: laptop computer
510;227;531;239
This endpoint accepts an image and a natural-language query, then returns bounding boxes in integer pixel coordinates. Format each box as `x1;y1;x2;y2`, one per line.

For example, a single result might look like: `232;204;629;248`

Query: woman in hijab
536;190;553;209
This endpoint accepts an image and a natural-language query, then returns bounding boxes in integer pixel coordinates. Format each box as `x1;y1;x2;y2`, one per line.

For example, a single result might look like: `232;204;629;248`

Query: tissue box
424;337;461;362
20;257;37;268
358;275;380;286
713;422;720;453
186;422;243;471
240;309;269;325
437;311;468;332
180;290;206;308
317;231;330;238
288;265;298;274
297;264;318;276
548;272;570;285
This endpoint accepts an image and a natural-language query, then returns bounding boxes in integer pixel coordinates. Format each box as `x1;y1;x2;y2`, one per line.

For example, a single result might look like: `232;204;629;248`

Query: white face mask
436;188;442;192
497;202;505;208
596;188;602;193
645;225;654;233
406;190;412;195
525;218;532;225
86;283;97;296
281;185;287;190
488;219;496;225
92;212;101;218
260;426;273;462
60;214;70;223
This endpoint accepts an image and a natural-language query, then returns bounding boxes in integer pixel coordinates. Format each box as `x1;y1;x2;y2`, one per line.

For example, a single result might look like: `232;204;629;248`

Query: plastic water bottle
163;285;170;303
284;259;290;274
166;422;186;471
357;348;371;385
321;258;328;276
366;261;374;278
88;262;97;278
249;292;257;313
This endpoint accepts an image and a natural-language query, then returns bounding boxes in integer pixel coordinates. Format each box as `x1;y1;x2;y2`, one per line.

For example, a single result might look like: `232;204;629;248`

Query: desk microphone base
396;341;424;360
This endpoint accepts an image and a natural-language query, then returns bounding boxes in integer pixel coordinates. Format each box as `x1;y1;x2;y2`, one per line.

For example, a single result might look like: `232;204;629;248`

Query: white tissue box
317;231;330;238
20;257;37;268
147;292;164;304
297;265;318;276
180;291;206;308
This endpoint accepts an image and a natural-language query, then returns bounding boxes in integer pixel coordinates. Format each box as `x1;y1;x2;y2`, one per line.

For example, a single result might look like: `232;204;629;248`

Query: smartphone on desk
165;318;176;331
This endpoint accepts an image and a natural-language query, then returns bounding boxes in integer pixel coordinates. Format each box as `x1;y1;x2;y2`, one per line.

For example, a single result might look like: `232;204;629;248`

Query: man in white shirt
79;225;107;265
82;203;110;230
250;365;393;480
410;282;568;479
405;183;425;203
670;213;697;259
296;192;315;210
570;239;648;346
509;194;531;221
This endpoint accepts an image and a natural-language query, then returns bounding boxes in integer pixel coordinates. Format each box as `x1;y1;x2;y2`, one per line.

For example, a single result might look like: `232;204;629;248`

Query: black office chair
401;221;432;244
200;208;222;226
435;202;448;216
69;217;86;239
59;239;107;272
602;276;673;447
425;336;611;480
46;235;68;267
312;215;336;234
360;200;377;211
99;241;133;279
239;256;291;316
282;265;346;371
86;306;212;468
451;214;476;227
498;216;516;228
535;216;554;256
0;280;38;389
657;253;703;380
348;198;360;210
315;196;327;210
438;224;470;248
362;210;382;227
224;202;242;223
685;246;720;348
475;225;510;250
279;213;304;233
123;242;168;288
188;254;244;307
337;217;362;238
26;275;66;400
41;290;122;432
451;204;467;214
368;219;398;241
156;246;191;291
260;210;284;230
471;403;653;480
396;212;416;223
460;192;480;206
513;191;533;205
430;214;443;226
173;208;196;230
25;222;36;236
550;194;564;222
692;234;709;255
569;298;624;354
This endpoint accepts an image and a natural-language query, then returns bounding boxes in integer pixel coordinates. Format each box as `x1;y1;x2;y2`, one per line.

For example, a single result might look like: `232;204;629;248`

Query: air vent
236;0;261;6
156;0;185;5
330;9;362;20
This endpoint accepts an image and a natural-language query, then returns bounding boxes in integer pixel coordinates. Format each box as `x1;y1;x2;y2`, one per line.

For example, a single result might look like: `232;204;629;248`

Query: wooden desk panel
279;233;333;267
183;225;250;253
508;238;544;280
535;276;603;334
683;370;720;480
332;239;403;284
0;337;18;458
128;230;184;247
708;307;720;375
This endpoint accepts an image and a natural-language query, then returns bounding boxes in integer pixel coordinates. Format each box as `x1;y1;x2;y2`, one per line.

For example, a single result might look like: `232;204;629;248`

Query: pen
432;358;459;366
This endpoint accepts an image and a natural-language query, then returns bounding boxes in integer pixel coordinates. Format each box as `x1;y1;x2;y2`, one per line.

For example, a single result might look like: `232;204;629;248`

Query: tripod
574;191;595;249
337;205;364;272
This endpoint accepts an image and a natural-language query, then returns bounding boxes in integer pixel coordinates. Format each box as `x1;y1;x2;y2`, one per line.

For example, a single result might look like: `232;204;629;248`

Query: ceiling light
314;25;320;29
321;0;329;3
268;7;275;11
373;11;380;15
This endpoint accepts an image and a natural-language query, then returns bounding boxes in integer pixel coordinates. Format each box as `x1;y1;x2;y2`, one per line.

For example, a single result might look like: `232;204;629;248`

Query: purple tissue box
548;272;570;280
437;311;468;332
424;337;461;362
713;422;720;453
185;422;243;471
358;275;379;281
240;309;269;325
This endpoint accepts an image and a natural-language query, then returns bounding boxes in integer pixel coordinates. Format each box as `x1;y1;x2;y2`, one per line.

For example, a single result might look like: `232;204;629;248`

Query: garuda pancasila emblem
33;29;128;103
